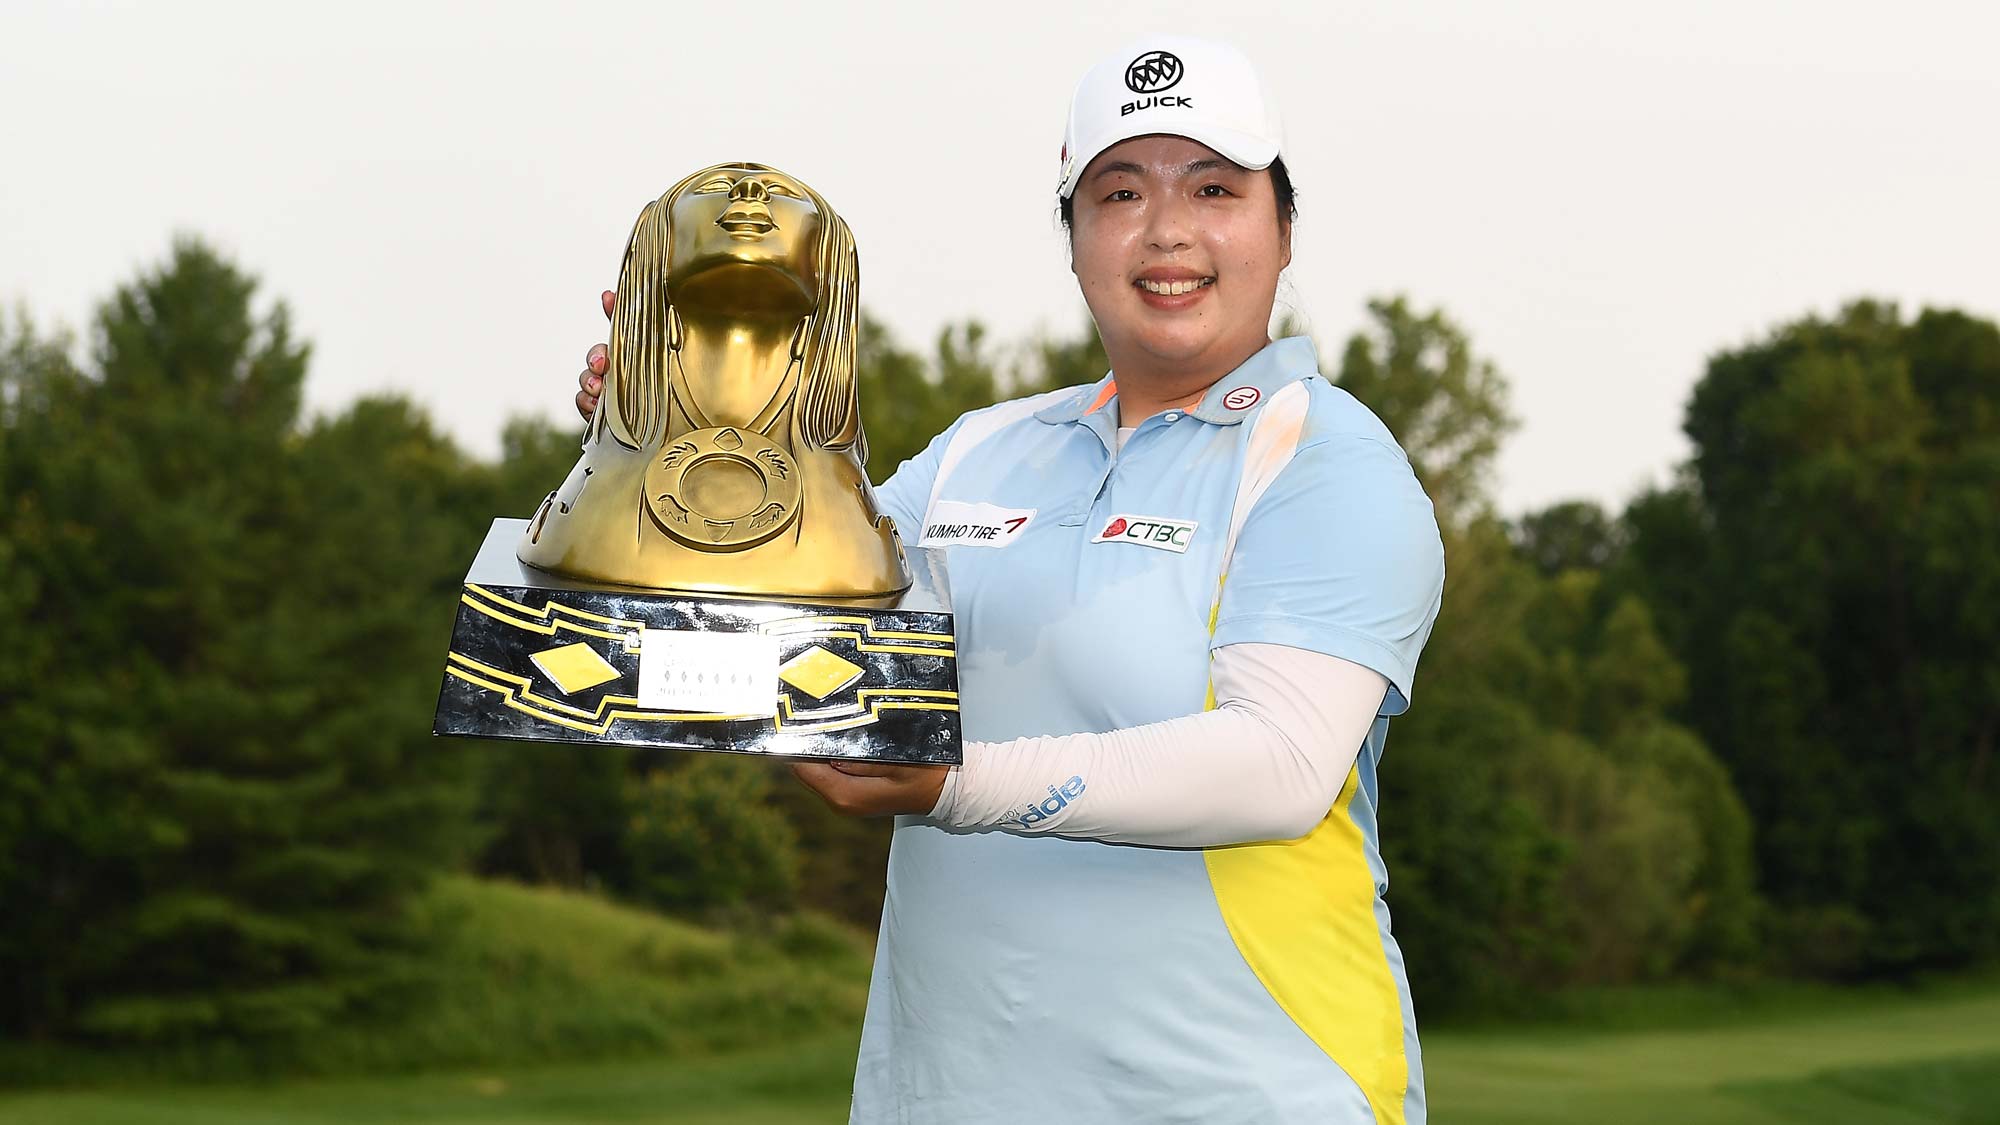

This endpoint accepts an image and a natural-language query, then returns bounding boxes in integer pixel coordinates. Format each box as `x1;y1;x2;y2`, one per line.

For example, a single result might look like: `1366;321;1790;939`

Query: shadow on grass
1719;1052;2000;1125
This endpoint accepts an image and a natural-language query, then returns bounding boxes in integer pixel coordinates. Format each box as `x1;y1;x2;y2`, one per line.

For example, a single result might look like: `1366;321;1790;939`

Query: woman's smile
1134;268;1216;306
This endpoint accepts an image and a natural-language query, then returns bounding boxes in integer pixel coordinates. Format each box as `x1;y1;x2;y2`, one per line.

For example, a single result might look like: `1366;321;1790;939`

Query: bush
625;756;802;916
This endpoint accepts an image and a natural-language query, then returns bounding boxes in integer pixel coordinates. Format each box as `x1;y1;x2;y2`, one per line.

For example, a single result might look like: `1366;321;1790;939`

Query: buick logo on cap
1125;50;1184;94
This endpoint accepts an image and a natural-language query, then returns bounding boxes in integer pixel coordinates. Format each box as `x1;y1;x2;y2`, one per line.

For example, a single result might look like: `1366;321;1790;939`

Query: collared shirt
852;336;1444;1125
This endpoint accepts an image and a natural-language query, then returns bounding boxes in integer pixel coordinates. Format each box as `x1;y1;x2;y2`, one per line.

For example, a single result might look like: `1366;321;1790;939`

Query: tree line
1;239;1994;1049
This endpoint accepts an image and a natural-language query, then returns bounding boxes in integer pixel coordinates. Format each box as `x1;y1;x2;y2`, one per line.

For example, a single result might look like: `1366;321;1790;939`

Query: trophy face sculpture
432;164;960;764
520;164;908;599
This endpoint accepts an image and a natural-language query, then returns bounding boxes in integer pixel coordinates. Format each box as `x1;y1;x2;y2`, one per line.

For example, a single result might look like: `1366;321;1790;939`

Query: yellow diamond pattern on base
778;645;865;700
529;642;622;695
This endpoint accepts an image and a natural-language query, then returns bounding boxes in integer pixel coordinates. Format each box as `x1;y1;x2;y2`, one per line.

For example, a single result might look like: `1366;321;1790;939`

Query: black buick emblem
1125;50;1184;94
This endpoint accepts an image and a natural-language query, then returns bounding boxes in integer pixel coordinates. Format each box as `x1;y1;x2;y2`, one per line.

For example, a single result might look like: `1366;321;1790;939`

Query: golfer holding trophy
469;33;1446;1125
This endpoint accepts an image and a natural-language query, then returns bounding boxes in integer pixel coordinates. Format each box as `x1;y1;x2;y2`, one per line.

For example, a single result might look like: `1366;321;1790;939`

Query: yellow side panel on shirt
1202;768;1408;1125
1201;379;1406;1121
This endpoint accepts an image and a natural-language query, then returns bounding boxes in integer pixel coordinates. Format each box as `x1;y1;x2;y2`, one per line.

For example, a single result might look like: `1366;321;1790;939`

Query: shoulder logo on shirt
1092;514;1198;554
1222;386;1260;410
918;500;1036;548
1002;776;1087;826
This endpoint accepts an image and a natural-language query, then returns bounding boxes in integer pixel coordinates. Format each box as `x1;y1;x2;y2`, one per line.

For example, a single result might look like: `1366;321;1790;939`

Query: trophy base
432;519;961;764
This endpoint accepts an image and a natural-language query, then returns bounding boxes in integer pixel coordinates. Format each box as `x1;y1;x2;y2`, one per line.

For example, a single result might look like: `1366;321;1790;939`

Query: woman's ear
1280;219;1293;271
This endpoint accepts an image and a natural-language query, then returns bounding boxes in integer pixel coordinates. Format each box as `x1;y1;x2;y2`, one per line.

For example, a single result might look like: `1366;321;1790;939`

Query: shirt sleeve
1208;434;1444;715
929;643;1388;847
869;418;962;541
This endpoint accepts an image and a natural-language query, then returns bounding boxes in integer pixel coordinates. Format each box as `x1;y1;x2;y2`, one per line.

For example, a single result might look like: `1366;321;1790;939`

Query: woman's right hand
575;289;615;420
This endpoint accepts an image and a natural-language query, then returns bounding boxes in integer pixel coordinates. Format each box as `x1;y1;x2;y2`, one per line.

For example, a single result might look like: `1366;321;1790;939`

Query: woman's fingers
571;290;615;421
791;762;860;813
790;761;948;817
828;760;906;778
576;344;607;420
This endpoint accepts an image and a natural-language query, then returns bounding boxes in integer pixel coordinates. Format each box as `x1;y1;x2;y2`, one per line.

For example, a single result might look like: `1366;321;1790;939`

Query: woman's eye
1199;183;1232;197
695;179;735;194
1107;189;1139;202
766;183;797;197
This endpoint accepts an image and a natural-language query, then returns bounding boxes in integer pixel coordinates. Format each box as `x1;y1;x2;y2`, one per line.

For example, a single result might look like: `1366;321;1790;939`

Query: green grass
0;876;872;1086
6;878;1998;1123
0;1037;862;1124
1715;1054;2000;1125
7;985;1999;1123
1426;983;2000;1124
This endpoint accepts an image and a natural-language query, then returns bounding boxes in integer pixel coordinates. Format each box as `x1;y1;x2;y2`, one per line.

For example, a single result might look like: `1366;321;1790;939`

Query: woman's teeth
1137;277;1214;296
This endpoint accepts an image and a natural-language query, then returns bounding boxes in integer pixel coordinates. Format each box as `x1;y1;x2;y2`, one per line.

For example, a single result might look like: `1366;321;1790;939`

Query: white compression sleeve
929;643;1388;847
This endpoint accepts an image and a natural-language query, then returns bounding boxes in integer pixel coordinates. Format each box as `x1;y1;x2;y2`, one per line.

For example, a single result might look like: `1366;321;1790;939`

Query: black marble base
432;519;961;764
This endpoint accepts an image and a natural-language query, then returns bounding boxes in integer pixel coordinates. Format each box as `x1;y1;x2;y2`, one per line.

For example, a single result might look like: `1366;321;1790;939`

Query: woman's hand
574;289;615;420
791;760;949;818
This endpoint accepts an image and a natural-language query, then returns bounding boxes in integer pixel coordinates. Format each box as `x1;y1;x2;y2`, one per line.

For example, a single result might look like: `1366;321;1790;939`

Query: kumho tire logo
1125;51;1184;94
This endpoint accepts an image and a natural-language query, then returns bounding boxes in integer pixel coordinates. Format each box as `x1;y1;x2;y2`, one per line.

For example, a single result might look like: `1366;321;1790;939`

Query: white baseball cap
1058;35;1285;200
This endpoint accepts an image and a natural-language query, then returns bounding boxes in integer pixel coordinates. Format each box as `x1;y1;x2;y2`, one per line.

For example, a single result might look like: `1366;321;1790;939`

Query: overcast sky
5;0;1995;515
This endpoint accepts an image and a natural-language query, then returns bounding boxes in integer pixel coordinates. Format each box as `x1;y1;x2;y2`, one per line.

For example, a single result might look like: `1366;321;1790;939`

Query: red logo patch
1102;517;1128;537
1222;386;1260;411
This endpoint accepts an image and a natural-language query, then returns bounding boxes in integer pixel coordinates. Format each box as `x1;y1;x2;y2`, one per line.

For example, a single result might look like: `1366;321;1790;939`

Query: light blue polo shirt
852;336;1445;1125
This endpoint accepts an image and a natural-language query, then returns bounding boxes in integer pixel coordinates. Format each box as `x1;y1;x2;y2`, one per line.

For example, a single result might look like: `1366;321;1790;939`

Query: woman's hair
601;164;862;451
1057;155;1297;235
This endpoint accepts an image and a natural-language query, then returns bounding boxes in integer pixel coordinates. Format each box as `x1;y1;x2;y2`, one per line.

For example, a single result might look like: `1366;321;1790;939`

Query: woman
576;35;1443;1125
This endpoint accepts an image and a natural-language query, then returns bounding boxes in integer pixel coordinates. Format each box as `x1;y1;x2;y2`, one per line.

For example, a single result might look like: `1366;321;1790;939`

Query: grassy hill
0;876;872;1086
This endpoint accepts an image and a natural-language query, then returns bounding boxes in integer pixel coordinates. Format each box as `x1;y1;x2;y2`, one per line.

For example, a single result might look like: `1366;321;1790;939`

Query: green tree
1026;315;1110;398
1335;297;1516;526
1628;301;2000;975
1514;500;1623;577
1380;515;1755;1009
856;315;1091;483
1314;301;1757;1010
0;242;478;1042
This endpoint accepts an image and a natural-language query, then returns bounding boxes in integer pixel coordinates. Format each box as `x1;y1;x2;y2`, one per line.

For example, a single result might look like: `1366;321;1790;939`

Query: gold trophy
433;164;960;763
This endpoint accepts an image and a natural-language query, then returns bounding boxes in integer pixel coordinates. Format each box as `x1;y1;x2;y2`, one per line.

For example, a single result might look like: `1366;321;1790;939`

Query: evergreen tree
0;242;479;1041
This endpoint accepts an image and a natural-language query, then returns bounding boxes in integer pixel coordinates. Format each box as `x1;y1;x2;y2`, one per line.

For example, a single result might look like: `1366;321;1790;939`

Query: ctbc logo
1222;386;1260;410
1092;513;1198;553
1124;50;1184;93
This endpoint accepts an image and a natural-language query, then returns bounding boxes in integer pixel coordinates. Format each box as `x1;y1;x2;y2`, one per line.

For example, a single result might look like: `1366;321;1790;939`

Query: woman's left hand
791;760;949;818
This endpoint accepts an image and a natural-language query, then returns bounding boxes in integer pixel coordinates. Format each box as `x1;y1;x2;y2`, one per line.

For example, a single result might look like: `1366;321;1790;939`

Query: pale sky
4;0;1995;515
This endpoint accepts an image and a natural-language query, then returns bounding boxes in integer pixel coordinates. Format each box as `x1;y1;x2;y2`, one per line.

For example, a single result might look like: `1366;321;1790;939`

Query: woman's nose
1146;196;1194;253
731;178;771;203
